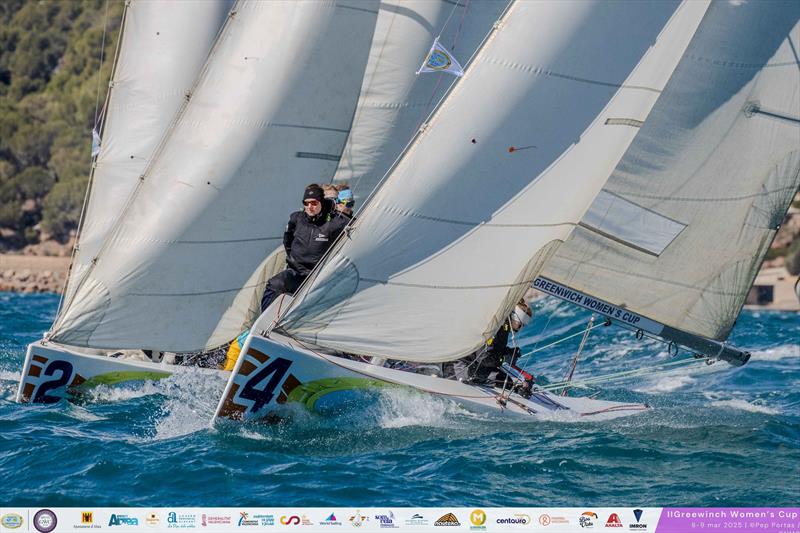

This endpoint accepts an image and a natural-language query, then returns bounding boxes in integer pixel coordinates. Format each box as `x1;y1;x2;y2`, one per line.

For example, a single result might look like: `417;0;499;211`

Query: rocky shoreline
0;254;70;293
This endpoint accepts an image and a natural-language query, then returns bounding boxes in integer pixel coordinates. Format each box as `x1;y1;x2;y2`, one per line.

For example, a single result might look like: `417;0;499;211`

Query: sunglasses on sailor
303;199;321;207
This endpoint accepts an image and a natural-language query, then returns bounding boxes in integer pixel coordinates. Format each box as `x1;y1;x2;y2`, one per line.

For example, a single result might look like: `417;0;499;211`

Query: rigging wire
540;355;709;393
560;314;595;395
93;0;111;129
52;0;120;326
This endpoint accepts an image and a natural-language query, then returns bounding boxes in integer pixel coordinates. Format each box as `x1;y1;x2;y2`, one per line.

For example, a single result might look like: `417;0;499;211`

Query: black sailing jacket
283;203;348;276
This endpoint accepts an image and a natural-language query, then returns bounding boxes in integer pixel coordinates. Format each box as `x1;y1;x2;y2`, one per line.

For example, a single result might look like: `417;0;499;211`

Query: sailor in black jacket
260;184;349;311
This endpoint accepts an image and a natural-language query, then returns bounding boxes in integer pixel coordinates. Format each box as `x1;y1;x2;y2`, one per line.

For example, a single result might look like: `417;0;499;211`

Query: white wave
634;374;696;393
751;345;800;362
0;370;20;382
147;369;227;441
65;404;106;422
376;388;479;428
710;398;780;415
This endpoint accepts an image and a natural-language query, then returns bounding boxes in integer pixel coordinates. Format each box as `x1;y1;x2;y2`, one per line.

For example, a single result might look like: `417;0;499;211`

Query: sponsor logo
539;514;569;526
109;514;139;527
373;512;399;529
238;512;259;527
280;515;300;526
496;514;531;525
146;513;161;527
470;509;486;531
203;515;232;526
255;514;275;526
580;512;598;529
427;50;452;71
629;509;647;531
74;511;100;530
606;513;623;528
434;513;460;527
319;513;342;526
404;514;428;527
1;514;23;530
33;510;57;533
167;512;196;528
349;512;369;528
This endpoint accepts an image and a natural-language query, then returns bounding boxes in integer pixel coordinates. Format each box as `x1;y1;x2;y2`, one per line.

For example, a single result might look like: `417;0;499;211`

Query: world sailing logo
319;513;342;526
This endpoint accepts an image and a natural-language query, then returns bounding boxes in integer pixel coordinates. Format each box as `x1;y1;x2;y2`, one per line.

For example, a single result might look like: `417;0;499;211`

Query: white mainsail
61;0;234;312
278;0;708;362
333;0;506;199
540;0;800;344
50;0;379;352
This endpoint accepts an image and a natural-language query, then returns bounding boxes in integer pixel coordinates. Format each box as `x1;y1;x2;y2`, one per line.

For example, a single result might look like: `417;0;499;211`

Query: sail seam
611;184;798;203
270;122;350;134
684;54;799;70
130;282;264;297
381;205;576;228
481;57;662;93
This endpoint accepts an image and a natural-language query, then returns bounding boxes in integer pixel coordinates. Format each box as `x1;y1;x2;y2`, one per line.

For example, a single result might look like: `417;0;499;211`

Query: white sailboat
15;0;381;402
14;0;502;402
214;0;800;423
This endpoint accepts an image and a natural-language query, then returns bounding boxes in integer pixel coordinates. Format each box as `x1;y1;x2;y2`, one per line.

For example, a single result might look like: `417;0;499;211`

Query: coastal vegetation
0;0;797;279
0;0;121;250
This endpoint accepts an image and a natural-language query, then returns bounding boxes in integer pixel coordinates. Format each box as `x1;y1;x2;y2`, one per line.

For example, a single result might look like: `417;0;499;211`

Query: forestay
278;0;709;362
333;0;506;200
541;0;800;342
50;0;379;351
61;0;233;315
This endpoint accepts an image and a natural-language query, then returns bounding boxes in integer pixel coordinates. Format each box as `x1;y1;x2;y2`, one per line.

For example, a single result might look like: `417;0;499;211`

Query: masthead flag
416;37;464;77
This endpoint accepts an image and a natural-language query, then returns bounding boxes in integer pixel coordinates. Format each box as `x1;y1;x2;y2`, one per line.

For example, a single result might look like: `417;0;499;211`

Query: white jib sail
50;0;379;352
61;0;234;313
332;0;506;200
278;0;709;362
541;0;800;342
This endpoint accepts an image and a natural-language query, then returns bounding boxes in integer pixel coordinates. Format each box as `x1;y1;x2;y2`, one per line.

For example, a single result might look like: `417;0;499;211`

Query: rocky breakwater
0;254;70;294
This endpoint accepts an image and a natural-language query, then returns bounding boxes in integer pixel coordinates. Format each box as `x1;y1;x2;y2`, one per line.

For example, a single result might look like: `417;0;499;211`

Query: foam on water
1;293;798;507
709;398;781;415
375;388;479;429
752;344;800;362
635;373;697;393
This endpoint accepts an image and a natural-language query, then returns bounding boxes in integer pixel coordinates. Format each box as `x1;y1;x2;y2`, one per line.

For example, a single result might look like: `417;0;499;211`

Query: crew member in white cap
448;299;533;385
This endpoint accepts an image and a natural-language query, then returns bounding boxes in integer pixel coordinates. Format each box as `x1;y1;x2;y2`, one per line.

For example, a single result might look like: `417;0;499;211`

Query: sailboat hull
213;332;650;423
16;341;174;404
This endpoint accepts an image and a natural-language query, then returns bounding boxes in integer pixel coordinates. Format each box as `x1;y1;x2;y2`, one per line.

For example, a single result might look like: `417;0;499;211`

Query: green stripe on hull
287;377;395;410
76;371;171;389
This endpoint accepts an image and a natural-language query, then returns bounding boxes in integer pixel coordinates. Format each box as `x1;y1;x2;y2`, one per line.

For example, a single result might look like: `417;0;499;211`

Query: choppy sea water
1;292;798;506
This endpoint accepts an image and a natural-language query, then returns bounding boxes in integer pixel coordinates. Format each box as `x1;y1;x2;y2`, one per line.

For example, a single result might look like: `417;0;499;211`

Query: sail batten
278;0;709;363
541;0;800;343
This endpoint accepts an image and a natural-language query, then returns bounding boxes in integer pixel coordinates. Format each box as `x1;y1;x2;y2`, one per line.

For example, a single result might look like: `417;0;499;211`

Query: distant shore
0;253;69;293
